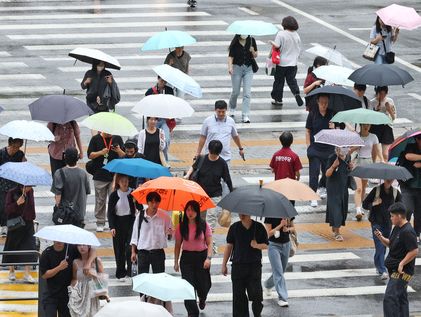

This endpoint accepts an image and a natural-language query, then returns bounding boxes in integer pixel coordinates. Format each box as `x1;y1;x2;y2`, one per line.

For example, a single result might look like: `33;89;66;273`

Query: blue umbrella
226;20;278;36
103;158;172;179
0;162;52;186
141;30;196;51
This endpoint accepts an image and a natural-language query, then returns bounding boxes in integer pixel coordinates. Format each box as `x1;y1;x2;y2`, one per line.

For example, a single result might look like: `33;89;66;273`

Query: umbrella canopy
217;185;297;218
103;158;171;179
153;64;202;98
131;177;215;211
0;120;54;142
305;45;353;68
312;65;354;87
34;224;101;246
376;4;421;31
142;30;196;51
331;108;392;125
388;129;421;160
306;85;362;112
350;163;413;181
94;301;172;317
132;273;195;301
29;95;93;124
80;112;138;136
69;47;121;70
0;162;52;186
348;64;414;87
314;129;364;147
132;94;194;119
226;20;278;36
263;179;320;201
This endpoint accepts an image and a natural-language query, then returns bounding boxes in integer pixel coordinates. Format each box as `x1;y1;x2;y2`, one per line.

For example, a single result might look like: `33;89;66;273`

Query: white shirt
116;189;131;216
369;96;396;127
358;133;379;158
130;209;172;251
274;30;301;67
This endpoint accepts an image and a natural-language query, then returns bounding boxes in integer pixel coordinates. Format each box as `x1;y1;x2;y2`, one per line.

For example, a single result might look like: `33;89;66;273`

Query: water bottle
131;262;138;277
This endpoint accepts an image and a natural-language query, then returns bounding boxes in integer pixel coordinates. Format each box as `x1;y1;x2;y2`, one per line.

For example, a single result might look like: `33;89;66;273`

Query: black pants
113;215;134;278
43;297;71;317
231;263;263;317
308;153;328;192
271;65;299;102
180;250;212;316
0;190;7;226
49;156;65;178
383;276;409;317
401;186;421;235
138;249;165;274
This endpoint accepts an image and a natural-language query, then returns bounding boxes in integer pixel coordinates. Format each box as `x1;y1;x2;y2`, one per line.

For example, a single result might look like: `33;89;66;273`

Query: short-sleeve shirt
401;143;421;189
358;133;379;158
175;222;212;252
264;217;295;243
370;26;392;56
273;30;301;67
305;109;334;152
164;50;191;74
270;147;302;180
304;72;317;90
385;222;418;275
229;37;257;67
200;115;238;161
47;122;80;160
226;220;268;264
369;97;396;126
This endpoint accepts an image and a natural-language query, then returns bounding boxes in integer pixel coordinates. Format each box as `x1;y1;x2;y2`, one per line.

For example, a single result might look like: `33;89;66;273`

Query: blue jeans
156;118;170;161
374;54;386;64
264;241;290;301
371;224;390;274
229;64;253;118
383;277;409;317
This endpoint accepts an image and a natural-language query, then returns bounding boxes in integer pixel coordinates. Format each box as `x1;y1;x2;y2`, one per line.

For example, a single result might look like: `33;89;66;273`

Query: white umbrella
0;120;54;142
34;225;101;246
132;94;194;119
306;45;353;69
153;64;202;98
313;65;354;87
69;47;121;70
94;301;172;317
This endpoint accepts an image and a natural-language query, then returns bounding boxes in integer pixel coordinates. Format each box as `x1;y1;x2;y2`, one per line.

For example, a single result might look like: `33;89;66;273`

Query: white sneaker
117;277;126;283
242;116;251;123
380;272;389;280
23;274;36;284
96;225;104;232
310;200;318;207
263;286;273;297
277;299;289;307
318;187;327;199
8;271;16;281
0;226;7;237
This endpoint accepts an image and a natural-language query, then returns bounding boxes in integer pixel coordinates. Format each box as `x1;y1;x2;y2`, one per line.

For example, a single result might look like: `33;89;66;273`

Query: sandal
334;234;344;242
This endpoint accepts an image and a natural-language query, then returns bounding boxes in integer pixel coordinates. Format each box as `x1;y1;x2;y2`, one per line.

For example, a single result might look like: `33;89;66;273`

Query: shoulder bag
382;40;395;64
6;190;26;232
288;219;298;257
189;155;205;182
362;43;379;61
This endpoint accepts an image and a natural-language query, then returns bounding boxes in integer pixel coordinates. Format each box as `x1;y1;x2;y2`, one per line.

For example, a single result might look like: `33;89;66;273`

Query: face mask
240;35;248;40
339;147;349;156
97;65;104;72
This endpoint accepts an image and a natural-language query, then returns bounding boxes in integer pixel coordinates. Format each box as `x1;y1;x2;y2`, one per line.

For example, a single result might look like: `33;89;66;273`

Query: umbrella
131;176;215;211
69;47;121;70
376;4;421;31
153;64;202;98
314;129;364;147
94;301;172;317
312;65;354;87
132;273;195;301
80;112;138;136
0;120;54;142
0;162;52;186
331;108;392;125
28;95;93;124
217;185;297;218
388;129;421;160
142;30;196;51
263;179;320;201
132;94;194;119
226;20;278;36
306;85;362;112
348;64;414;87
34;224;101;246
305;45;353;68
103;158;172;179
350;163;413;181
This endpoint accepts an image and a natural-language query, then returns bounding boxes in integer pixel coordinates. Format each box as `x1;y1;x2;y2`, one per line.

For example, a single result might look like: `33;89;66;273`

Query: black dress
144;129;161;165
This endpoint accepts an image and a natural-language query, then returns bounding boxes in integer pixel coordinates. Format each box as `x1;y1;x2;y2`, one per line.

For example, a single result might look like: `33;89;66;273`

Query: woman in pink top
174;200;213;317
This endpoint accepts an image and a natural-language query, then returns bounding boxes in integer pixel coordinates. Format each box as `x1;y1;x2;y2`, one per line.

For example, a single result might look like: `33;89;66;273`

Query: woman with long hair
369;16;399;64
303;56;327;111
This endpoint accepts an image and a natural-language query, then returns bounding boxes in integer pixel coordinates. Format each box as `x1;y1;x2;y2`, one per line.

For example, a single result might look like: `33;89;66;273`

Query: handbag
382;40;395;64
90;258;110;301
265;53;276;76
189;155;205;182
6;215;25;232
271;46;281;65
85;160;96;176
289;231;298;257
362;43;379;61
217;209;231;228
250;58;259;73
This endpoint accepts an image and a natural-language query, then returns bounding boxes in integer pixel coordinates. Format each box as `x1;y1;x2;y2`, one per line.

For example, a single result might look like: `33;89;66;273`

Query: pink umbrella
376;4;421;30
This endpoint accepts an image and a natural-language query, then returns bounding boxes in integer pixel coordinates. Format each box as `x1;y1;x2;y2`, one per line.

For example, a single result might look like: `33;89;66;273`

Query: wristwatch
207;256;212;260
238;147;244;151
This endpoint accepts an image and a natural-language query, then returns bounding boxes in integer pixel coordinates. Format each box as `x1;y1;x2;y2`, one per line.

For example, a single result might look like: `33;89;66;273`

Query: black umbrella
350;163;413;181
348;64;414;87
217;185;297;218
306;85;362;112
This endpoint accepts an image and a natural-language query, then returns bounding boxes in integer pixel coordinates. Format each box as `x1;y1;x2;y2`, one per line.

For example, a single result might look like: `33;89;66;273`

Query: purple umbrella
314;129;364;147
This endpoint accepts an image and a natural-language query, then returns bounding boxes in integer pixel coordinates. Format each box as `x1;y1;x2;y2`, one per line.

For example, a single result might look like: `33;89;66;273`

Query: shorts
370;124;394;145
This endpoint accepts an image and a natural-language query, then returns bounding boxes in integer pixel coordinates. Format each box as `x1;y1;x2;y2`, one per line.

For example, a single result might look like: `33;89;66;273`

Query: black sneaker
295;94;304;107
199;298;206;310
271;100;283;106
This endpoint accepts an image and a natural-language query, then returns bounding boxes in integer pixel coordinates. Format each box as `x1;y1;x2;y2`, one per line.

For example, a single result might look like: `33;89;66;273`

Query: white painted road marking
238;7;260;16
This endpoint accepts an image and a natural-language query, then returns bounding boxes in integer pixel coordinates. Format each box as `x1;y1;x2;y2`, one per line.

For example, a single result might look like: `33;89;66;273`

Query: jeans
401;186;421;235
229;64;253;117
264;241;290;301
271;65;299;102
383;276;409;317
374;54;386;65
93;180;112;226
307;148;329;192
156;118;170;161
371;224;390;274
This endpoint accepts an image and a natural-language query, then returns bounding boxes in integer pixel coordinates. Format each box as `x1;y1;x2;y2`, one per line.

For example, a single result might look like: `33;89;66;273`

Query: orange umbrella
131;176;215;211
263;178;320;201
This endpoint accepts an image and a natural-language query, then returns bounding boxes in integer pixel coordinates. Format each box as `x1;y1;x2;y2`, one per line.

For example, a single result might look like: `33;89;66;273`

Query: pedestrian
353;84;369;109
87;132;125;232
174;200;213;317
270;131;302;182
47;121;83;177
375;202;418;317
303;56;327;111
0;138;25;237
221;214;269;317
2;185;37;283
369;86;396;162
227;34;258;123
51;147;90;227
164;46;191;98
305;94;335;207
107;174;136;281
187;0;196;8
270;16;304;107
137;117;166;166
363;179;402;280
369;16;399;65
123;138;144;189
325;147;353;241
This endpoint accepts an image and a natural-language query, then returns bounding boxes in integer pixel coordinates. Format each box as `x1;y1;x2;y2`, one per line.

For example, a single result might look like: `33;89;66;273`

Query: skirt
2;221;37;264
370;124;394;145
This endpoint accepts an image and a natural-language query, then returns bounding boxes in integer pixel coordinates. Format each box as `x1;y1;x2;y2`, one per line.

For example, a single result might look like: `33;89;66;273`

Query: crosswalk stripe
0;74;45;80
0;291;37;298
0;304;37;312
0;86;63;94
0;62;28;68
0;51;11;57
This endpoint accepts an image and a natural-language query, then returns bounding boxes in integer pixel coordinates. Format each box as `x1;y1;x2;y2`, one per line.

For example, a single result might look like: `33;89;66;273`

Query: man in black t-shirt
375;202;418;317
221;214;268;317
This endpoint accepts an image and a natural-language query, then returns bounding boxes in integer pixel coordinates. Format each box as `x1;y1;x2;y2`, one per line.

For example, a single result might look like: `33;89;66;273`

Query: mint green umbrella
226;20;278;36
80;112;138;136
331;108;391;125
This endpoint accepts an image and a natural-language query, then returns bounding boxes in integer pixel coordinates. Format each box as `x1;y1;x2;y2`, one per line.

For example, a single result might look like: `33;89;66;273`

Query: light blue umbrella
226;20;278;36
0;162;52;186
142;30;196;51
104;158;171;179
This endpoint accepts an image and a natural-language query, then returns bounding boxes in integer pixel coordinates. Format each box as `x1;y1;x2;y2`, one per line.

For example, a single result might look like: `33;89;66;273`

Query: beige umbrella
263;178;320;201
